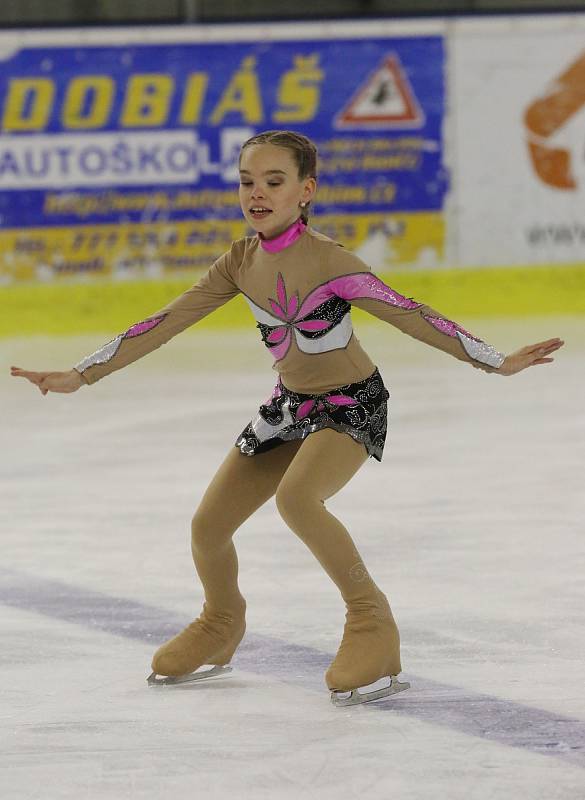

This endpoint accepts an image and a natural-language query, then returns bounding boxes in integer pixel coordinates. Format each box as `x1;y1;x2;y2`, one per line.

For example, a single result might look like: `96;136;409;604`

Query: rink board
2;263;585;337
2;14;585;285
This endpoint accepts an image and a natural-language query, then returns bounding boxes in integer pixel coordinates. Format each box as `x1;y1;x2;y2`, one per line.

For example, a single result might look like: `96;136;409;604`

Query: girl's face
239;144;316;239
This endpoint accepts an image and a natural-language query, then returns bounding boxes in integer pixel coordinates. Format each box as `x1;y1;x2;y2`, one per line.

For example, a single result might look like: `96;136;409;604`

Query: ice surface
1;318;584;799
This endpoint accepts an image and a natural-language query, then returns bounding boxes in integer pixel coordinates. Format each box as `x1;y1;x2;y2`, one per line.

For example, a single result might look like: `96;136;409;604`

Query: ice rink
2;316;584;800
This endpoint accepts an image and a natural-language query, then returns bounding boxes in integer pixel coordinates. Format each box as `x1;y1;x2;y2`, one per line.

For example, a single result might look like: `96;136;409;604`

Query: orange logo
524;52;585;190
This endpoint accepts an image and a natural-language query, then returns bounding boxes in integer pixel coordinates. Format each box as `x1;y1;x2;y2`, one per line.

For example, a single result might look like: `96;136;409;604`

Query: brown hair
239;130;318;223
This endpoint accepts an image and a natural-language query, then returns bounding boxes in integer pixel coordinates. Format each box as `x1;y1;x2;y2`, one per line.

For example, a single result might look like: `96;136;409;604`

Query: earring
299;201;308;208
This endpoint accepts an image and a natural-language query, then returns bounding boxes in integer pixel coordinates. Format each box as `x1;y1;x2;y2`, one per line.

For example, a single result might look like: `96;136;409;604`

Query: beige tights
152;427;401;681
191;427;382;614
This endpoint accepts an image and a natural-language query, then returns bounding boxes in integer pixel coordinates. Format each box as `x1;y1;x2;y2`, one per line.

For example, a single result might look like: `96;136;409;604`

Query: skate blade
147;665;232;686
330;676;410;707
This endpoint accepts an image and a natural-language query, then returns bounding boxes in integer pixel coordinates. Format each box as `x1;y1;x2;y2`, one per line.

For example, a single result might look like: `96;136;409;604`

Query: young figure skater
11;131;563;706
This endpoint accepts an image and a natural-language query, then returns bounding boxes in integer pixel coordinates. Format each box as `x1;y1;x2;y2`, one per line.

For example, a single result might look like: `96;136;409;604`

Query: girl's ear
302;176;317;203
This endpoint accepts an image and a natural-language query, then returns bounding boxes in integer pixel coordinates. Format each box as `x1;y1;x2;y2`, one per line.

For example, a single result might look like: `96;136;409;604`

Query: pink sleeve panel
333;271;505;372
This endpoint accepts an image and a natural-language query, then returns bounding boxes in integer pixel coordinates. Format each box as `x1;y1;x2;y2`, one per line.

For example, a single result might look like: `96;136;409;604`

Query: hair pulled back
239;130;318;224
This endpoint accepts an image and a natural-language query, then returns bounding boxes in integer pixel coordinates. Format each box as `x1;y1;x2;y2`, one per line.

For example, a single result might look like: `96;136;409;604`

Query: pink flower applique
267;273;333;360
296;393;358;420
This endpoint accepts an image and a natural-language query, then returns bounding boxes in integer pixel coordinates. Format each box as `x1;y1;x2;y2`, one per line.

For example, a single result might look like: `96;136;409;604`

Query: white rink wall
450;16;585;267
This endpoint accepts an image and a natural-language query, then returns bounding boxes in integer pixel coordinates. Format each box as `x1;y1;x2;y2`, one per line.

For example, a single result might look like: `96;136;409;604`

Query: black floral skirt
235;367;390;462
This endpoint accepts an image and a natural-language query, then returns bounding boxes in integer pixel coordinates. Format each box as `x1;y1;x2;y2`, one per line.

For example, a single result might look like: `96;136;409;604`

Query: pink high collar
259;218;306;253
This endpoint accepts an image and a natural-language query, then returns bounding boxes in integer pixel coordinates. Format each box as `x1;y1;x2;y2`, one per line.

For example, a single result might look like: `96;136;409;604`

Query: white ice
1;317;584;800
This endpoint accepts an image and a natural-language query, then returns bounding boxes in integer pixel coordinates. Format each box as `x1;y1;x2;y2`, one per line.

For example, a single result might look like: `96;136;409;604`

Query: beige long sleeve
350;292;505;373
74;245;242;385
325;247;505;373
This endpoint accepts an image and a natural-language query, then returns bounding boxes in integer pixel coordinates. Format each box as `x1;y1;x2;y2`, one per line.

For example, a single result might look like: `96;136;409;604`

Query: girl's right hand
10;367;84;395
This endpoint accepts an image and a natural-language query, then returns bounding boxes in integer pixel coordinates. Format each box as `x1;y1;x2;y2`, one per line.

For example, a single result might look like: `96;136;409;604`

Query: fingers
12;371;40;385
11;367;55;392
10;367;48;384
519;339;564;360
506;341;561;373
533;337;562;346
530;358;554;366
531;338;564;354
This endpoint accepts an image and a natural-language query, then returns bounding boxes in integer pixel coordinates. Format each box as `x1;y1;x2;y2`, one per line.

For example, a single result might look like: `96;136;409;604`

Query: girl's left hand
498;337;564;376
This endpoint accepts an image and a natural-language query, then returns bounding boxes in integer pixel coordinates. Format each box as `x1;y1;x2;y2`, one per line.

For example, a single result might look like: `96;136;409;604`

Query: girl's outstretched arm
10;243;243;392
327;248;564;374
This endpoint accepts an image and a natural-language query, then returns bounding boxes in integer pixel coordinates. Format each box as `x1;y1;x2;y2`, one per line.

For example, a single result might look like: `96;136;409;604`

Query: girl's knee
274;484;290;522
275;480;322;527
190;512;207;550
191;510;231;552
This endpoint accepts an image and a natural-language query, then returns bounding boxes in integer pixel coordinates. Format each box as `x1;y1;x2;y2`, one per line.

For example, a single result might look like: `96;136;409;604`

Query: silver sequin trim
348;273;421;310
74;334;124;374
236;418;378;459
456;332;505;369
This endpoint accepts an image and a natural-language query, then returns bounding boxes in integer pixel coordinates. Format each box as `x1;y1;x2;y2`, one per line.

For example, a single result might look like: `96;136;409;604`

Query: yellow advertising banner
0;212;444;284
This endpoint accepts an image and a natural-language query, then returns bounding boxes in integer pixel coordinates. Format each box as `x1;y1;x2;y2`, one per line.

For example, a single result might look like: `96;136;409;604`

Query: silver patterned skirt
235;367;390;462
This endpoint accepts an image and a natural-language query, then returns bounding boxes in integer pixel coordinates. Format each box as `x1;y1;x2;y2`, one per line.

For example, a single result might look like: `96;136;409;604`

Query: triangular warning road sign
334;55;424;129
